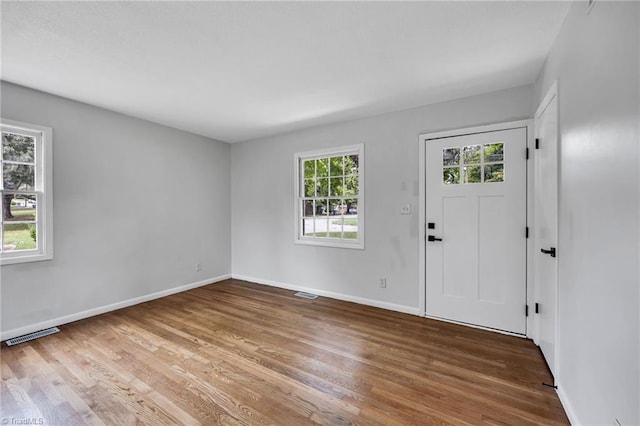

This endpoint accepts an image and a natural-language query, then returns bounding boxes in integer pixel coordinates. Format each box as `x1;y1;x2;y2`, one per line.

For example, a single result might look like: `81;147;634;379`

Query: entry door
534;88;559;377
425;128;527;334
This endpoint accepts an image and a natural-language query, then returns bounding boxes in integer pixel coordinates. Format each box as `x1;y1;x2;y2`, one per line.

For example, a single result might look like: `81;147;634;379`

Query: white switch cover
400;204;412;215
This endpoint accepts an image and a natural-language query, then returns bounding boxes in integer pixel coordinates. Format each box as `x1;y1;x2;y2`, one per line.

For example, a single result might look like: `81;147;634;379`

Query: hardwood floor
1;279;568;425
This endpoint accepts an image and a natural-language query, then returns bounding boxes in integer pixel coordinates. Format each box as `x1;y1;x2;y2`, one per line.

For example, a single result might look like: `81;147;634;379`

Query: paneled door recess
425;127;528;334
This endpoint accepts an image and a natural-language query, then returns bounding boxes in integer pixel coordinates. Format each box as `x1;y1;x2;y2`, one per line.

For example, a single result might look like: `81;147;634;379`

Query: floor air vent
294;291;318;300
5;327;60;346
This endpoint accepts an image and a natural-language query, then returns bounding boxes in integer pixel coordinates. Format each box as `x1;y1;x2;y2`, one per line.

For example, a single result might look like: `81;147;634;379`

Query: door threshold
424;314;527;338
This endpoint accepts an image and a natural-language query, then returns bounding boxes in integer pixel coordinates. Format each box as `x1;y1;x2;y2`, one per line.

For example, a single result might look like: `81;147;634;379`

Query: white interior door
425;128;528;334
534;87;559;377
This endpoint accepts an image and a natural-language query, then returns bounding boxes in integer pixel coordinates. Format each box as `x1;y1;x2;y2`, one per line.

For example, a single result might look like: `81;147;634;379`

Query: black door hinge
535;303;540;314
526;147;530;159
526;227;529;238
535;138;540;149
525;305;529;317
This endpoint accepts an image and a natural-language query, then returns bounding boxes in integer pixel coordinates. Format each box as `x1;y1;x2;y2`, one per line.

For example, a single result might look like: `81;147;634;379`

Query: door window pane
443;148;460;166
463;166;482;183
443;167;460;185
463;145;481;164
484;143;504;162
485;164;504;182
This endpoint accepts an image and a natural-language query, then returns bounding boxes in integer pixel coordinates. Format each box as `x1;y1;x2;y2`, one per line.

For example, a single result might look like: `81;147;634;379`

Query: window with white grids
295;144;364;249
1;119;53;265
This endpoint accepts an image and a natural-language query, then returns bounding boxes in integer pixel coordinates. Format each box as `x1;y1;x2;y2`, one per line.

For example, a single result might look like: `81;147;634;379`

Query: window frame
1;118;54;265
294;144;364;250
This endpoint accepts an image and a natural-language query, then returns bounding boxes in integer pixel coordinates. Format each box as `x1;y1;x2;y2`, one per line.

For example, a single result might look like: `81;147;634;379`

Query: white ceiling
1;1;570;143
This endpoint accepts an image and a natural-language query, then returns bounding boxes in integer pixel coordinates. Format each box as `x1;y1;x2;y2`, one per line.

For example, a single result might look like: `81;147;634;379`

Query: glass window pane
343;216;358;240
344;198;358;216
303;200;314;217
345;174;358;195
463;166;482;183
3;223;36;251
485;163;504;182
4;195;37;222
317;178;329;197
329;198;343;216
330;177;343;196
315;199;329;216
2;132;35;163
443;167;460;185
484;143;504;162
443;148;460;166
302;217;315;237
463;145;481;164
345;155;359;176
304;179;316;197
304;159;315;179
328;216;344;239
329;156;344;176
3;163;35;191
317;158;329;177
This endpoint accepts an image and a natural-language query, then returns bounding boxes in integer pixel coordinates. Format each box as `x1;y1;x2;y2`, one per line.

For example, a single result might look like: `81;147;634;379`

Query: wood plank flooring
1;279;568;425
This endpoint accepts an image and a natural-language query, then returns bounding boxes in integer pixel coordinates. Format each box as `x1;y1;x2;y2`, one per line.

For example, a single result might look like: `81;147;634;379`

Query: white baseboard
231;273;420;316
556;382;580;425
0;274;231;342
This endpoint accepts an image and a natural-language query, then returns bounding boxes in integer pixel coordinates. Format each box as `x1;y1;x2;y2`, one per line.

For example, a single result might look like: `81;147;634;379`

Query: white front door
534;86;559;377
425;128;528;334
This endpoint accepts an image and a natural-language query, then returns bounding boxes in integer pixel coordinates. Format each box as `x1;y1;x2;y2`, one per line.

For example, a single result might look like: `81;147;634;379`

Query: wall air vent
5;327;60;346
294;292;318;300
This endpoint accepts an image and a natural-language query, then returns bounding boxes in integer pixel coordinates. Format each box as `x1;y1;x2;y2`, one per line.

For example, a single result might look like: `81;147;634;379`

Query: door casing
418;119;535;339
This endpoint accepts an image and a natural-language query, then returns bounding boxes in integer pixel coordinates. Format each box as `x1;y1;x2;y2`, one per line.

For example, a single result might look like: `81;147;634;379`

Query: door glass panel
485;164;504;182
443;167;460;185
463;166;481;183
443;148;460;166
484;143;504;162
463;145;481;164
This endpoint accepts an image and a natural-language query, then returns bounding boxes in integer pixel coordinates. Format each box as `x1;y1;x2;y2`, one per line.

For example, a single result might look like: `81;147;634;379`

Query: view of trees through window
1;131;37;252
443;142;504;185
300;153;360;241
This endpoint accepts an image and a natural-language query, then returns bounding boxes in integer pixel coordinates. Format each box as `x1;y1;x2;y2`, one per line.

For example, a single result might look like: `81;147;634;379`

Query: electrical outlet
379;278;387;288
195;263;202;272
400;204;412;215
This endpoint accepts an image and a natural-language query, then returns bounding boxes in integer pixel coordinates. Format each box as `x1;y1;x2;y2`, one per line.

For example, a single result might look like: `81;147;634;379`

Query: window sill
1;252;53;265
295;238;364;250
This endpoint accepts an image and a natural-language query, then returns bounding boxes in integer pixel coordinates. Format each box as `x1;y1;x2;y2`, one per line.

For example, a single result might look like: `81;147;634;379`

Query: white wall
231;85;533;313
0;82;231;338
534;2;639;425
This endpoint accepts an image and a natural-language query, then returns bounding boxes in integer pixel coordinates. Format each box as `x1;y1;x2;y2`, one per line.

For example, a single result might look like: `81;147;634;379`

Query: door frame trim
418;119;535;338
533;80;560;375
